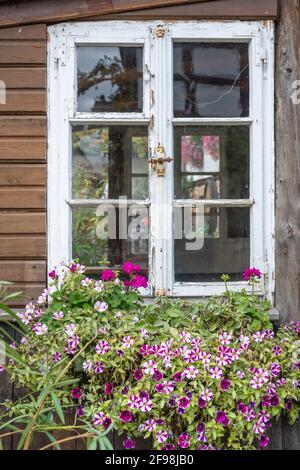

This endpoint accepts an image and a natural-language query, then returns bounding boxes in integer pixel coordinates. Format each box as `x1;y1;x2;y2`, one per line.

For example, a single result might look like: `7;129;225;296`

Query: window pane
72;206;149;274
72;125;149;199
174;206;250;282
77;46;143;113
174;126;249;199
173;42;249;117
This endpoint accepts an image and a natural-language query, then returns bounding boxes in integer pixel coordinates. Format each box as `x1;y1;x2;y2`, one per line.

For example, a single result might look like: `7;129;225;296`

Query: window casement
48;20;275;301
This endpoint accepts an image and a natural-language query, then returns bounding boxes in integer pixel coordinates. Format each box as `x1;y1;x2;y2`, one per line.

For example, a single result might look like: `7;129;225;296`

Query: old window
48;21;274;299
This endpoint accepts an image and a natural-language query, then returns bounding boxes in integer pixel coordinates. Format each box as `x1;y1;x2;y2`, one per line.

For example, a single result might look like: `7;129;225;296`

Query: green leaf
50;392;65;424
87;438;98;450
44;431;62;450
69;291;88;306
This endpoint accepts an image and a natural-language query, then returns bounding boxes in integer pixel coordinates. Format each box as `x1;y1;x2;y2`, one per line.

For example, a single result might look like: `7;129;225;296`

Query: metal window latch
149;145;173;177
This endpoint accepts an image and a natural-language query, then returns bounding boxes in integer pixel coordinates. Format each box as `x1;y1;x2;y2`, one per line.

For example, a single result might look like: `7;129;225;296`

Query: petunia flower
32;322;48;335
52;311;64;320
156;430;168;443
200;388;214;402
220;378;231;391
94;301;108;313
122;336;134;348
95;340;110;355
71;387;83;399
210;367;223;380
178;433;190;449
123;438;136;449
65;323;76;337
52;352;62;362
177;397;190;409
119;411;133;423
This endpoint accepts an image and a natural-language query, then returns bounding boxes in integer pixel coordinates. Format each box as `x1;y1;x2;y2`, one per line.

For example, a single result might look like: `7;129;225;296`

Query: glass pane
77;46;143;113
173;42;249;117
72;125;149;200
174;126;249;200
174;206;250;282
72;206;149;274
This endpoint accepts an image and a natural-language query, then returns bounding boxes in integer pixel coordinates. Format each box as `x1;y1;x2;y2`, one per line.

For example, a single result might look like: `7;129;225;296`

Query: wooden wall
0;24;47;307
275;0;300;323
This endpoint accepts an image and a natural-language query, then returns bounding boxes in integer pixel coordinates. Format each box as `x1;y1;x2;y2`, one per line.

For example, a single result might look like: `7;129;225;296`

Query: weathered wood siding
0;24;47;307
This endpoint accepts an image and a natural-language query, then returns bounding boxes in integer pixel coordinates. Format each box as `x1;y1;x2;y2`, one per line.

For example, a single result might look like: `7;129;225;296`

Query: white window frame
48;20;275;302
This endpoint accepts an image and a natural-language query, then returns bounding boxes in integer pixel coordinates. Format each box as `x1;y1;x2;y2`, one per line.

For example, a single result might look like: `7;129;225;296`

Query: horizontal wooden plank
0;42;46;64
0;24;46;40
0;116;46;136
0;137;46;160
0;187;46;209
0;164;46;185
0;260;46;282
0;212;46;233
0;67;45;89
0;90;46;113
4;283;46;307
0;235;46;258
0;0;209;26
101;0;278;19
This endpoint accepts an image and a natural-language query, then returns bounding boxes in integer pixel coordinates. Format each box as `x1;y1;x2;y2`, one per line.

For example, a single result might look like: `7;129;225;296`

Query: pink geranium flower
242;267;262;281
101;269;116;281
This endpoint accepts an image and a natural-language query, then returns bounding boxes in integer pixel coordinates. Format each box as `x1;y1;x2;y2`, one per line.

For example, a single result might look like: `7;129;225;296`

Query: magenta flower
128;394;141;410
196;422;205;433
216;411;230;427
156;430;168;443
237;402;248;414
95;340;110;355
242;267;262;281
153;370;163;381
76;405;85;417
177;397;190;409
48;269;58;279
71;387;83;399
122;262;140;275
133;369;144;380
270;362;281;377
220;378;231;391
139;397;153;412
124;274;148;289
104;383;114;395
101;269;116;281
161;444;176;450
93;412;105;427
0;365;4;373
178;433;190;449
272;346;283;356
52;352;62;362
173;372;183;382
123;438;136;449
259;435;270;448
198;398;207;409
119;410;133;423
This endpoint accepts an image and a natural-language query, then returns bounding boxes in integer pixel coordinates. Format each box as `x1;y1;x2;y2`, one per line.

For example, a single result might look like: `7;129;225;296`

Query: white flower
122;336;134;348
52;311;64;320
25;302;35;314
184;366;199;379
94;281;103;292
141;328;149;339
83;360;93;371
33;323;48;335
143;360;157;375
65;323;76;337
94;301;108;313
37;289;49;305
81;277;93;287
219;332;232;345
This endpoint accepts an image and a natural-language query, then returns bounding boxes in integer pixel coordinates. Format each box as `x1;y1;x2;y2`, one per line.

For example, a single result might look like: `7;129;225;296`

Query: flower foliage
0;263;299;450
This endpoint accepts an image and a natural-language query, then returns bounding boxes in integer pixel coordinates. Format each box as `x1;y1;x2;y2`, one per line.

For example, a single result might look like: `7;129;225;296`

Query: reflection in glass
173;42;249;117
77;46;143;113
72;207;149;273
72;125;149;200
174;207;250;282
174;126;249;200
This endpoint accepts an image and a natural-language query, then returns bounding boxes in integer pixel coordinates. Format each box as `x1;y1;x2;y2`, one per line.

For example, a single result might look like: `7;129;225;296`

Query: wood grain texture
0;67;45;89
0;23;46;40
0;260;46;282
0;0;216;26
100;0;278;20
275;0;300;323
0;90;46;113
0;116;46;136
0;164;45;185
0;42;46;64
0;188;46;209
0;212;46;233
0;137;46;161
0;235;46;258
